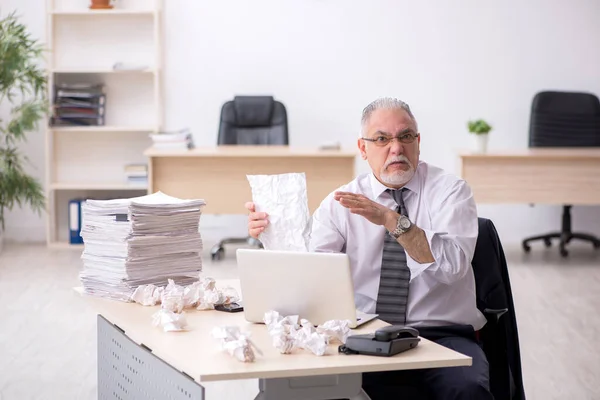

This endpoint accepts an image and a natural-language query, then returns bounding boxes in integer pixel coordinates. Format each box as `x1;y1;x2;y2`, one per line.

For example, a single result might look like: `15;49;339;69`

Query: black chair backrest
529;91;600;147
472;218;526;400
217;96;289;145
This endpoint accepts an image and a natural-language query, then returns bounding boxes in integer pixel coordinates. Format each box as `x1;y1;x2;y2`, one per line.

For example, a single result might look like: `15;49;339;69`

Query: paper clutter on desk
133;277;240;333
211;326;262;363
130;277;240;311
246;173;310;252
263;311;351;356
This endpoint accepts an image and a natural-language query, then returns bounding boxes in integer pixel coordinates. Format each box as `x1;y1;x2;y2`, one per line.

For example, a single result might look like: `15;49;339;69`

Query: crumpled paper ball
130;284;163;306
151;309;188;332
211;326;262;363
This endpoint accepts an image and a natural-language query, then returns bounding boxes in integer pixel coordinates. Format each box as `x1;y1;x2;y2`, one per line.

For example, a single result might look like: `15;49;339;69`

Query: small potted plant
467;119;492;153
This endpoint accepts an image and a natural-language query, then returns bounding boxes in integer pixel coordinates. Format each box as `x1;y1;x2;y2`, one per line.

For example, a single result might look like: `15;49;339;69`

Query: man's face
357;108;420;188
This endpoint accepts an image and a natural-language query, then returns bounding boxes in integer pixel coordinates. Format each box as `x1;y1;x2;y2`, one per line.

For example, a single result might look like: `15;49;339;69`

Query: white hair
360;97;418;137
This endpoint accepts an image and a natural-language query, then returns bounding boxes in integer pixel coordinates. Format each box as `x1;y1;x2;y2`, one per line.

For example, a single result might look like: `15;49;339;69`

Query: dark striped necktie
375;188;410;325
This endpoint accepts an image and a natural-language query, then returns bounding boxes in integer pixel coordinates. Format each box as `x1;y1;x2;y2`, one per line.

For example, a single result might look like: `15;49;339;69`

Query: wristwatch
389;214;412;239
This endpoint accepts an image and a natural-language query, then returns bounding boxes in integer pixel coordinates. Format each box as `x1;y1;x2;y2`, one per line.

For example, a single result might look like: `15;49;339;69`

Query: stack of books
50;83;106;127
124;164;148;187
150;128;194;150
79;191;206;301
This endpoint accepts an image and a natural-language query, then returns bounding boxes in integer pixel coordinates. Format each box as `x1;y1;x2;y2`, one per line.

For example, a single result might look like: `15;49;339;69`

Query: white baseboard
2;224;46;243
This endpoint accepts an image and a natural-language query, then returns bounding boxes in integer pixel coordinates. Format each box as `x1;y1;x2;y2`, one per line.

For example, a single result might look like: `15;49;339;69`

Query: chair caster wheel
522;243;531;253
211;247;225;261
544;238;552;247
559;247;568;257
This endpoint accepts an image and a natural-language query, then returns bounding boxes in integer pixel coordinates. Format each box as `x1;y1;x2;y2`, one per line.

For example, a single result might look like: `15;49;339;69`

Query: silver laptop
236;248;378;329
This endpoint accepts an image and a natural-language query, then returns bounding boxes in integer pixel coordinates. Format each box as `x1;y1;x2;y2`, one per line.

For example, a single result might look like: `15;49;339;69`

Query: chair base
211;236;263;261
522;205;600;257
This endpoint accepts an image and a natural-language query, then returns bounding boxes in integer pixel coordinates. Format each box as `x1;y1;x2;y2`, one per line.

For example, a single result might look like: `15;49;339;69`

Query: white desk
80;280;472;399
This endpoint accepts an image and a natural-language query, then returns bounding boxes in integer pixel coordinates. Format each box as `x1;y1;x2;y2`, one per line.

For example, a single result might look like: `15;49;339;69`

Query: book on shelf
51;83;107;127
124;163;148;186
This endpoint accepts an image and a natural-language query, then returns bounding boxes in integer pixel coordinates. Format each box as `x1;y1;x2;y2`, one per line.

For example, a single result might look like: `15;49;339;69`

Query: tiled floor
0;241;599;399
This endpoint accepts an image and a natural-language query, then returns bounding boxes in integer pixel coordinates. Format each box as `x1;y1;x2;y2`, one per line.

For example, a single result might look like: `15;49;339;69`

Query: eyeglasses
361;132;420;147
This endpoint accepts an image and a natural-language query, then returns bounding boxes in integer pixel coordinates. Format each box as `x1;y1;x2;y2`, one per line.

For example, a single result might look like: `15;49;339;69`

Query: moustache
384;155;413;169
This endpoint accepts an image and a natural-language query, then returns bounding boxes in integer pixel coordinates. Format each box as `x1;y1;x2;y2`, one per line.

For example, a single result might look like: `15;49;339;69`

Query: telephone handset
339;325;420;357
374;325;419;342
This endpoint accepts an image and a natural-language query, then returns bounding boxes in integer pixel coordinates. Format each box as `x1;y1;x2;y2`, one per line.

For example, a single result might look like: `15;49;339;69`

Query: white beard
380;155;415;186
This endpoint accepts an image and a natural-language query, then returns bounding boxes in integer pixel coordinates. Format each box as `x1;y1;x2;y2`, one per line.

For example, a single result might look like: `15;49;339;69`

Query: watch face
400;217;411;229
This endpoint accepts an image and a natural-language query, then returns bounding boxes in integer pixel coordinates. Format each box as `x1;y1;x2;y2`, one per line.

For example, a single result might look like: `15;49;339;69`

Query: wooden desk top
460;148;600;160
78;280;471;383
144;145;358;158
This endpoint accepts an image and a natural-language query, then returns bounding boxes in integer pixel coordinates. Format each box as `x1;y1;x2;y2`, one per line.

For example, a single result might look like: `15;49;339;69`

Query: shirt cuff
405;228;439;279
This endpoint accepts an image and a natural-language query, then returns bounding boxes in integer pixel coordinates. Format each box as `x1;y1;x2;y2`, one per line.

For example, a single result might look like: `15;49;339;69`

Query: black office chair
210;95;289;261
522;91;600;257
359;218;525;400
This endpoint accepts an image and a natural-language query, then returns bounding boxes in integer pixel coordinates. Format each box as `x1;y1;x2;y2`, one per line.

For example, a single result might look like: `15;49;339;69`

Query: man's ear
357;138;367;160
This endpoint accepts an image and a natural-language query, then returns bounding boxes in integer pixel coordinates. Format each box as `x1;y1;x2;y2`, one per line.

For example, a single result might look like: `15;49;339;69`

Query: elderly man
245;98;493;400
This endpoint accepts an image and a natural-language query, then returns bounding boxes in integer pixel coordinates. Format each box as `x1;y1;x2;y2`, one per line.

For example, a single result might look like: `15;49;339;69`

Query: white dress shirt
309;160;487;331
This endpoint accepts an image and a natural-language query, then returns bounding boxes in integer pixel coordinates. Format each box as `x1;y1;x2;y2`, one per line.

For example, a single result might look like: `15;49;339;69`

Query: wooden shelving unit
45;0;163;247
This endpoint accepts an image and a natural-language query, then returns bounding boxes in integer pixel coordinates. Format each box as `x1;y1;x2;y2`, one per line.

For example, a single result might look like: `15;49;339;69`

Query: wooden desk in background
459;148;600;204
144;146;357;213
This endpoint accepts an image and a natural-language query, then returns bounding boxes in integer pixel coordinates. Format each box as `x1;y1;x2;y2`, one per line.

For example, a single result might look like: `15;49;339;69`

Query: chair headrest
532;91;600;115
233;96;275;127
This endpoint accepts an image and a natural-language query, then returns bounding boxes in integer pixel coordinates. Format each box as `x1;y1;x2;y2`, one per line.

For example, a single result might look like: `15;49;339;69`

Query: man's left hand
334;191;397;227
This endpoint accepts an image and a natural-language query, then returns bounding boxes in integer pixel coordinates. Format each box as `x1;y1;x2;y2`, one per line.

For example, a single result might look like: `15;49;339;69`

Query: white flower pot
472;134;489;153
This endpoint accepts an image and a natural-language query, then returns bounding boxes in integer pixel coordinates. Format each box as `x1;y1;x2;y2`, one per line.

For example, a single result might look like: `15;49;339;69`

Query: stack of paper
150;128;193;150
79;191;206;301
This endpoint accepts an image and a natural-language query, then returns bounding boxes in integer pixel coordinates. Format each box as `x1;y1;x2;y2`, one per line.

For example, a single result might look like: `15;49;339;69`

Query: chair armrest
484;308;508;321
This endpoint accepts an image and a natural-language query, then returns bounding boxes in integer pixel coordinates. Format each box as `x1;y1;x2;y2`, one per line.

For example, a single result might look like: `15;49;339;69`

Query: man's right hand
245;202;269;239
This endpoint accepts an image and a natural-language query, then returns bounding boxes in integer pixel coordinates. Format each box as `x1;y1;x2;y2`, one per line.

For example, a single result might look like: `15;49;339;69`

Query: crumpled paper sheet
211;326;263;363
263;311;351;356
152;309;188;332
161;279;186;313
131;284;163;306
316;319;352;344
246;173;310;252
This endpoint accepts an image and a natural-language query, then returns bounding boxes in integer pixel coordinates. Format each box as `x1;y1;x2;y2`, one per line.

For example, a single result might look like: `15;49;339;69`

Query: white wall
3;0;600;246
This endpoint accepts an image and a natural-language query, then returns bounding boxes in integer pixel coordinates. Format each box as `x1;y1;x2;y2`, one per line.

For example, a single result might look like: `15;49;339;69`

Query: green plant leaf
467;119;492;135
0;11;48;231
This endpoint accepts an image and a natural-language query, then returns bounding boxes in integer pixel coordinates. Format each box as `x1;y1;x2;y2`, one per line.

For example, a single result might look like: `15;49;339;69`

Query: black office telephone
339;325;420;357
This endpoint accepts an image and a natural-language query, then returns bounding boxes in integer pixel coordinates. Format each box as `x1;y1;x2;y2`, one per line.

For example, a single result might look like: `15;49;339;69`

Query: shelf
51;10;155;16
50;126;156;133
50;183;148;190
46;0;162;248
51;68;157;74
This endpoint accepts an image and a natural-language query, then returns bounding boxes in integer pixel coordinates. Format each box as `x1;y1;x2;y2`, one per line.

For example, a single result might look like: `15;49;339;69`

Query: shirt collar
369;161;421;200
